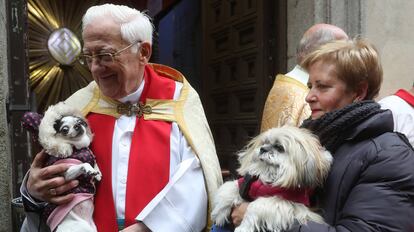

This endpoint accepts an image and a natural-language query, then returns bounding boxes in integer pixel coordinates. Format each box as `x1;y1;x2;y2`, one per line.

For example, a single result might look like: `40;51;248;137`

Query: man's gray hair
296;29;336;64
82;4;154;53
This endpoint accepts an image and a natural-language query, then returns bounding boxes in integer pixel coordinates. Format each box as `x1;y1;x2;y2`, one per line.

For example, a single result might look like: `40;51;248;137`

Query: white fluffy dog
211;126;332;232
23;102;101;232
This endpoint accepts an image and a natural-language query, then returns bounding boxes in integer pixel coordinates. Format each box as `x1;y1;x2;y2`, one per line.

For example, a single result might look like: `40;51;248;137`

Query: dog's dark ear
53;118;62;133
77;117;88;127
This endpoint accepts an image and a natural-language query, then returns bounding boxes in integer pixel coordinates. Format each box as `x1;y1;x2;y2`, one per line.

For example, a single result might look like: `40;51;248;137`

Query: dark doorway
157;0;201;92
201;0;287;175
155;0;287;176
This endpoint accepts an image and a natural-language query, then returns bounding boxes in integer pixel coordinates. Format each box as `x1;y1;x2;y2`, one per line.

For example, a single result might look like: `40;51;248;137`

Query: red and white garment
379;89;414;146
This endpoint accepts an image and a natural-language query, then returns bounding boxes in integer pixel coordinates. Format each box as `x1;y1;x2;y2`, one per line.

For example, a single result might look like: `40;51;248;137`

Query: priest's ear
138;42;152;63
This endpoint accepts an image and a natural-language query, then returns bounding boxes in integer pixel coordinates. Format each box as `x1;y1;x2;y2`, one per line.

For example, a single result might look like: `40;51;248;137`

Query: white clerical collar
285;65;309;86
118;79;145;104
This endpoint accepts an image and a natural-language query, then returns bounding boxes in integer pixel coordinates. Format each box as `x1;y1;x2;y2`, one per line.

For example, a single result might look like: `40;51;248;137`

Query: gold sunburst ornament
47;28;81;65
28;0;101;112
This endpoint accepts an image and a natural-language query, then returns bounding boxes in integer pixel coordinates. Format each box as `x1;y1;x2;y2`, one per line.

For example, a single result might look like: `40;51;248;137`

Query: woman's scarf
301;100;384;153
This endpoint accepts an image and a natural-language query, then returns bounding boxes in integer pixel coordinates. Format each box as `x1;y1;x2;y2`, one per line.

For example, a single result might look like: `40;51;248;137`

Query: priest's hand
231;202;249;227
120;222;151;232
26;150;78;204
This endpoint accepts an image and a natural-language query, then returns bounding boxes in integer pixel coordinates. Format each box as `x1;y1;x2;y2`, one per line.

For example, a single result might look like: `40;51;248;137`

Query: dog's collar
238;176;312;206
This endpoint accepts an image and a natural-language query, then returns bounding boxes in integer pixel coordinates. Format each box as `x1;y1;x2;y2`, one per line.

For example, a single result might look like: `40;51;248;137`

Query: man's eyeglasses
78;41;141;67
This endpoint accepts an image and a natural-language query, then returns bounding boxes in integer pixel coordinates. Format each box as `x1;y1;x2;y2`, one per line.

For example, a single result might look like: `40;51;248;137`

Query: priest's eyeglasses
78;41;141;67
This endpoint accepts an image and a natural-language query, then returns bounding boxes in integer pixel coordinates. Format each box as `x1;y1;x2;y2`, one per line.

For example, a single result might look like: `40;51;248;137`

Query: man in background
260;23;348;132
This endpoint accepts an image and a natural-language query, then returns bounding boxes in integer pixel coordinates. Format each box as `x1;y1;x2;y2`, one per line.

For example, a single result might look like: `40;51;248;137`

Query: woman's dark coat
290;110;414;231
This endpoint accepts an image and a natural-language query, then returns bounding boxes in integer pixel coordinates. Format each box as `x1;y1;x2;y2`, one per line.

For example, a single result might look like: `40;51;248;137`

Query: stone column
0;0;12;230
286;0;364;68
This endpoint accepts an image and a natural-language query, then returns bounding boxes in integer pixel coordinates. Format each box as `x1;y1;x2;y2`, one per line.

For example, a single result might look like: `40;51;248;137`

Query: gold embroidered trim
117;102;152;117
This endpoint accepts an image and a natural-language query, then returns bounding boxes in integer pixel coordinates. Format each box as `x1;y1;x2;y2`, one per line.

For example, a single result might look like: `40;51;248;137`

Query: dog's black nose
260;147;268;154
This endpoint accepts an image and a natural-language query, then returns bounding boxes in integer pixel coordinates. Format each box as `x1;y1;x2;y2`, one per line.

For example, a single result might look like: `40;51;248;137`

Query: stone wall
0;0;12;230
286;0;363;69
363;0;414;98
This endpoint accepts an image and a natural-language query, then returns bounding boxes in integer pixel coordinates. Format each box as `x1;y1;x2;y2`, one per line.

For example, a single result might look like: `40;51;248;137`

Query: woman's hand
120;222;151;232
231;202;249;227
26;151;78;204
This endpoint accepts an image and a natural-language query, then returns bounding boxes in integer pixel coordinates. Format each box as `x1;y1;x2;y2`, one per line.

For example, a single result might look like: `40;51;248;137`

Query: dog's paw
64;164;100;181
212;180;241;226
234;226;252;232
94;172;102;181
64;166;82;180
212;213;230;226
211;204;233;226
234;214;260;232
80;164;99;176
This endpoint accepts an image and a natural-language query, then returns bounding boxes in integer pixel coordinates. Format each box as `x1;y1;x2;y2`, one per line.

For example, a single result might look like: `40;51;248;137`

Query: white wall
363;0;414;99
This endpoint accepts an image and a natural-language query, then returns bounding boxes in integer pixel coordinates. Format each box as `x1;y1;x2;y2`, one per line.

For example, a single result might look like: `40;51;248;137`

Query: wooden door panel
202;0;285;174
202;0;286;172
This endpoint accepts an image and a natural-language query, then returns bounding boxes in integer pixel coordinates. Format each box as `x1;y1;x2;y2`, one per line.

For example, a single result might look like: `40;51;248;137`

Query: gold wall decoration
28;0;101;112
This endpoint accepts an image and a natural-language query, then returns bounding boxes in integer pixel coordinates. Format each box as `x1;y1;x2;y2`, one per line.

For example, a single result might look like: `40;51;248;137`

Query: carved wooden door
201;0;286;174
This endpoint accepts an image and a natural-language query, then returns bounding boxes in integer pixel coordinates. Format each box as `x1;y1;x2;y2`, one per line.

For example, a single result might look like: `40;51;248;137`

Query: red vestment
88;65;176;231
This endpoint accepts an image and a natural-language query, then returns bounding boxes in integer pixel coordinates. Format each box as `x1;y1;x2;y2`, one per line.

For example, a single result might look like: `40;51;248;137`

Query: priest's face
82;17;150;99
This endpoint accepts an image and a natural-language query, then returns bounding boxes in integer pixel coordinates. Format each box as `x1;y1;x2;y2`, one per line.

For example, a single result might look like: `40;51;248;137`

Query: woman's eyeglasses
78;41;141;67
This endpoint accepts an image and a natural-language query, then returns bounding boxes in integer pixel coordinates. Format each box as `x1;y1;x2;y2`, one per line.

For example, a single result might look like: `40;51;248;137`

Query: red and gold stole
88;65;176;231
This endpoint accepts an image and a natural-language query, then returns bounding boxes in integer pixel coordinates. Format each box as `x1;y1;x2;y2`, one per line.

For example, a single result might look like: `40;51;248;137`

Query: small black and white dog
39;102;101;182
52;115;91;151
211;126;332;232
23;102;101;232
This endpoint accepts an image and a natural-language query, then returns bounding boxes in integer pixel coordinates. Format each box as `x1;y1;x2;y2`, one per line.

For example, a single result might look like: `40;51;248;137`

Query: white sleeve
380;96;414;146
136;124;208;232
20;172;51;231
20;171;47;208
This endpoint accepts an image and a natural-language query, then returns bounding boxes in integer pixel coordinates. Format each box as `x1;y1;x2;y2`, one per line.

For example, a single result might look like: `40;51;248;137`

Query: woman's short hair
301;39;383;100
82;4;154;53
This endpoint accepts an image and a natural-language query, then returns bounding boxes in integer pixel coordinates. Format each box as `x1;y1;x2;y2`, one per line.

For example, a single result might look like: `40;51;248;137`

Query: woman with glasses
21;3;222;232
